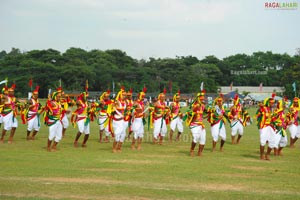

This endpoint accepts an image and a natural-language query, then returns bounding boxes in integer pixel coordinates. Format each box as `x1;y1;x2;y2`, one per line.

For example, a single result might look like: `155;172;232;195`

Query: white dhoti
170;117;183;132
61;114;69;129
190;125;206;145
230;120;243;136
211;121;226;142
48;120;63;142
260;126;276;148
2;112;15;131
132;118;144;139
27;111;40;132
77;118;90;135
288;124;300;139
113;119;126;142
153;117;167;139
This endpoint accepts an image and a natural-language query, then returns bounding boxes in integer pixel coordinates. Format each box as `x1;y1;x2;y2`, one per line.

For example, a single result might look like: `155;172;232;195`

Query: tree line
0;47;299;98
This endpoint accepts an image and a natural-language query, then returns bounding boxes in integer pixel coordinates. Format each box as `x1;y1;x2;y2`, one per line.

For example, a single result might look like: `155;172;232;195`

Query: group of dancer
0;82;299;161
0;83;149;153
256;95;300;160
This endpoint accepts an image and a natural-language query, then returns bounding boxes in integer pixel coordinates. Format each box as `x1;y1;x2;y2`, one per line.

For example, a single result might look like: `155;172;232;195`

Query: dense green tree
0;47;299;98
0;50;7;60
282;64;300;98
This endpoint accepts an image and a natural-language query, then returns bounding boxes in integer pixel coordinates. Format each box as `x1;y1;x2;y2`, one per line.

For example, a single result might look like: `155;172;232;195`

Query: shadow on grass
241;154;259;159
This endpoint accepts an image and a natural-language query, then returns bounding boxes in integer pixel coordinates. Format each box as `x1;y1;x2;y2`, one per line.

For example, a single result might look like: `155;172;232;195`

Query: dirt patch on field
0;193;154;200
83;168;132;172
104;159;164;165
0;193;97;200
218;173;253;178
143;154;177;158
39;177;122;184
3;176;247;193
135;182;247;192
1;176;121;185
231;165;266;171
196;183;246;191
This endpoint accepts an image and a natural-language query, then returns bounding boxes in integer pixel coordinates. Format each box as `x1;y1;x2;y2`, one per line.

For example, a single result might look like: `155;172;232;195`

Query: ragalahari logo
265;2;298;10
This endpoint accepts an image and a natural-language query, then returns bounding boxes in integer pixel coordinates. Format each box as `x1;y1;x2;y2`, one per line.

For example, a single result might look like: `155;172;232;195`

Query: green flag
292;82;296;92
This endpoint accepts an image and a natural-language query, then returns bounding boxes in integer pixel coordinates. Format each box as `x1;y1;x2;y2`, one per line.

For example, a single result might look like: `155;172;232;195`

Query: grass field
0;107;300;200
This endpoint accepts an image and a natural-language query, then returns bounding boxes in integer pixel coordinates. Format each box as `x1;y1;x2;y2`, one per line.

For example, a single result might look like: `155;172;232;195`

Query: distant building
220;86;284;94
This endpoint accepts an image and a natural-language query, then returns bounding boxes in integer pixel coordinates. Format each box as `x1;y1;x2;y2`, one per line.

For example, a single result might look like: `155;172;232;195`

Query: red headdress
33;86;40;94
127;88;133;97
138;86;147;100
197;89;206;97
56;86;63;93
100;89;111;101
214;93;223;104
158;88;167;100
293;97;299;102
269;93;276;103
173;89;181;102
8;84;16;92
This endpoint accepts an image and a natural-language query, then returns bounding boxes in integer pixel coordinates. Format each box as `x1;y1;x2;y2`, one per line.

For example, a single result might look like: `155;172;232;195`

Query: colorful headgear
100;89;111;101
115;86;126;101
293;97;299;103
138;86;147;100
1;86;8;94
276;100;284;112
292;97;300;110
8;84;16;92
281;96;289;108
127;88;133;97
51;91;59;100
214;93;223;104
263;93;275;107
158;88;167;100
33;86;40;94
233;94;240;106
190;90;205;107
173;90;181;102
269;93;275;103
56;86;63;93
197;89;206;99
78;91;88;101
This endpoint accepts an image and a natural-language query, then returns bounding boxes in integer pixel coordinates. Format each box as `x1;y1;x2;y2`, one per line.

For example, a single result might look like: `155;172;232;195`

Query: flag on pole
28;79;33;87
292;82;296;92
0;79;8;85
112;80;115;97
230;82;233;91
200;82;204;91
168;80;172;93
48;89;52;99
85;80;89;91
29;78;33;92
259;83;263;92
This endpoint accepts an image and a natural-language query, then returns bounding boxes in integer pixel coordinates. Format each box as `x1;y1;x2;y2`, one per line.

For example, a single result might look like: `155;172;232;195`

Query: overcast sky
1;0;299;60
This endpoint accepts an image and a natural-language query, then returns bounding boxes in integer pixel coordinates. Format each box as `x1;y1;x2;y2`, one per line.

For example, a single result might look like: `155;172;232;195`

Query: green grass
0;107;300;200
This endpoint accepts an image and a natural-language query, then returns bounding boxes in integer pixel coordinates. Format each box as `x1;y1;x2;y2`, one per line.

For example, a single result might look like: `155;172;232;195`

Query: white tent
244;93;282;102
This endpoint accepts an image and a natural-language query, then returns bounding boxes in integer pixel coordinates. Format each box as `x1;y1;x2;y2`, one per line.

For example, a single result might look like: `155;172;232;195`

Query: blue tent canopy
223;91;244;99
